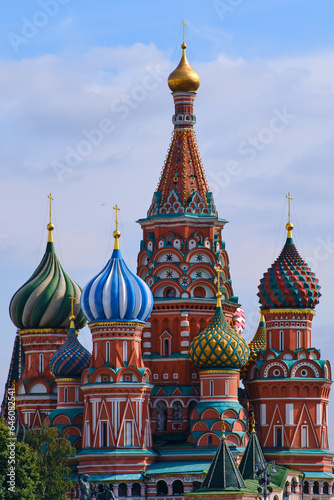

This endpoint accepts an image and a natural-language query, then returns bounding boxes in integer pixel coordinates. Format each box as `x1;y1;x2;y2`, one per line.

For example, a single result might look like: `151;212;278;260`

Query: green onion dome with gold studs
189;292;249;370
9;220;86;331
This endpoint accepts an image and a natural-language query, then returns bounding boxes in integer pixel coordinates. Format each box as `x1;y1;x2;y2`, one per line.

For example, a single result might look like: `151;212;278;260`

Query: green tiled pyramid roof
10;229;86;330
202;434;246;489
239;429;265;480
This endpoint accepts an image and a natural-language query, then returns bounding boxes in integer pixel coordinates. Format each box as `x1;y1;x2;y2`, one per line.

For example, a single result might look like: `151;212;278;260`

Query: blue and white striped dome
81;248;153;323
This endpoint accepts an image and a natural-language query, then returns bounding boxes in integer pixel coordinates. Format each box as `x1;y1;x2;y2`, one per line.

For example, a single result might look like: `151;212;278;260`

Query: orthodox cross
69;295;75;317
286;192;293;223
181;19;186;45
113;204;120;231
48;193;54;224
214;263;223;293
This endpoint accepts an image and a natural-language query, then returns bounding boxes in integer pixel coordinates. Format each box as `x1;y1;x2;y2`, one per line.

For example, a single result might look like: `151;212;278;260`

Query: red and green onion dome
50;315;91;377
9;224;87;330
189;293;249;370
258;223;321;310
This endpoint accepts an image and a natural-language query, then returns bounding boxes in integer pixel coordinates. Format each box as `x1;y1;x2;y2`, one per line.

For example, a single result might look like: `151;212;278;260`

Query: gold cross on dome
113;204;120;231
69;295;75;317
48;193;54;224
214;263;223;292
181;19;186;45
286;192;293;224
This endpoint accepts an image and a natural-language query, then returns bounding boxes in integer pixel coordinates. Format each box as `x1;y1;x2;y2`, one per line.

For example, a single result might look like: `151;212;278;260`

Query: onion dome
168;43;200;92
189;292;249;370
232;306;245;334
81;217;153;324
240;314;266;380
50;313;91;377
9;213;86;331
258;221;321;310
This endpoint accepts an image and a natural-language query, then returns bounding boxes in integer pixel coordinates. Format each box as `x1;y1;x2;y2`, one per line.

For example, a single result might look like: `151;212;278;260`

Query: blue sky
1;0;334;439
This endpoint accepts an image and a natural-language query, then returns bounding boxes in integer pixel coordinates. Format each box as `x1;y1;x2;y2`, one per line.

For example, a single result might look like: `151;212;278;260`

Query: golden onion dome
168;43;200;92
189;294;249;370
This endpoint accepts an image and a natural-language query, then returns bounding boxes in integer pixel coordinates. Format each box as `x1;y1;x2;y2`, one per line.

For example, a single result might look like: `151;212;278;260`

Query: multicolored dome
258;224;321;310
9;225;86;331
168;43;200;93
50;317;91;377
189;293;249;370
241;314;267;380
81;230;153;324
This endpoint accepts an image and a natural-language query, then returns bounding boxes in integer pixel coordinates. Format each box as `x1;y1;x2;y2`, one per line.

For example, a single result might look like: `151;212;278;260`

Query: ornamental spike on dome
81;205;153;324
9;194;87;330
168;20;200;93
258;193;321;310
50;300;91;378
189;266;249;370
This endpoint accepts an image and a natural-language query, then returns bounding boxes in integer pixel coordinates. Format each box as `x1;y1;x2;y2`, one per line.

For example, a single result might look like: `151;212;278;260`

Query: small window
119;483;128;497
123;341;128;363
157;481;168;496
132;483;141;497
106;341;110;363
75;387;79;403
276;427;282;447
210;380;214;396
64;388;68;403
163;338;169;356
102;422;107;447
208;435;213;447
39;354;44;373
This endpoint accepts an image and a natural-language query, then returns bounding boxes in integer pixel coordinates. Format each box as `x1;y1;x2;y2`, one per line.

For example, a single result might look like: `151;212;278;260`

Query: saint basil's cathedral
2;33;334;499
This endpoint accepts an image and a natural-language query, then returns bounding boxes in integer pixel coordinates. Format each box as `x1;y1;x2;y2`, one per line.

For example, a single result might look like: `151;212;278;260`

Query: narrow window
123;341;127;363
64;388;68;403
276;427;282;447
163;338;169;357
301;425;308;447
279;331;284;351
102;422;107;447
39;354;44;373
210;380;214;396
75;387;79;403
225;380;229;396
106;341;110;363
260;404;266;425
269;331;272;349
286;404;293;425
125;421;132;446
297;330;300;349
208;435;212;447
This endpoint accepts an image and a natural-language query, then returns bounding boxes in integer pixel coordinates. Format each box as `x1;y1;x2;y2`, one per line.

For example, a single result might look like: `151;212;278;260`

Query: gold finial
181;19;186;48
249;412;256;433
47;193;54;242
69;295;76;328
285;192;294;238
113;204;121;249
214;264;223;307
221;419;226;439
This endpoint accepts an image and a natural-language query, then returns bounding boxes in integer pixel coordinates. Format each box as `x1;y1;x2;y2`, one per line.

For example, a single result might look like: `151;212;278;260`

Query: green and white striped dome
9;228;86;331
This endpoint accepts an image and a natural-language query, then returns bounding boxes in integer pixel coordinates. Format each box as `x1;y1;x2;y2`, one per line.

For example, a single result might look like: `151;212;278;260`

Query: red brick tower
245;195;332;473
137;40;243;436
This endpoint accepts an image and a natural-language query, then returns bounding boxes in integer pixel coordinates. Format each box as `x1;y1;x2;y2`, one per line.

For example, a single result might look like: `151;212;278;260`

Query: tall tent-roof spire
147;25;217;219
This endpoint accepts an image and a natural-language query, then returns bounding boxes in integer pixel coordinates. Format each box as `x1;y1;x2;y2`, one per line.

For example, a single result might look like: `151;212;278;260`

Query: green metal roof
303;472;334;479
146;460;211;476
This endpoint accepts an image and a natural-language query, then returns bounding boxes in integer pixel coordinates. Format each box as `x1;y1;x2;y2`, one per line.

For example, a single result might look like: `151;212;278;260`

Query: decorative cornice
18;328;69;335
261;309;316;316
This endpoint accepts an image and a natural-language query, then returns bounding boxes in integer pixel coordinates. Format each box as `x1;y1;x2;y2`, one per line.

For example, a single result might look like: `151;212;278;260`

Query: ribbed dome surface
9;241;86;330
189;306;249;370
81;248;153;323
50;324;91;377
258;236;321;309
